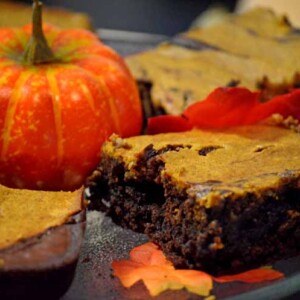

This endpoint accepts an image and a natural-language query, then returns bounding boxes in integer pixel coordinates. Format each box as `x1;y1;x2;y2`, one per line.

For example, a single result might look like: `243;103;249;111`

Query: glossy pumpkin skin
0;24;142;190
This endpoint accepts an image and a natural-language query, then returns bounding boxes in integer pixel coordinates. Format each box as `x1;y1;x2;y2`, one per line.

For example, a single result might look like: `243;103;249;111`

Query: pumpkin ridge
52;42;94;61
51;29;98;60
13;29;28;51
46;68;64;165
43;30;60;50
1;70;31;159
79;83;96;112
106;66;141;115
97;76;122;134
0;58;16;66
0;69;12;87
74;56;141;124
0;44;17;57
65;52;111;63
53;28;98;48
0;29;21;56
75;66;121;133
76;54;129;74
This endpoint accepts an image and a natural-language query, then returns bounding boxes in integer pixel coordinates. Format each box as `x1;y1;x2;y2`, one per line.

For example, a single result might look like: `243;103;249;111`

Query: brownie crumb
226;79;240;87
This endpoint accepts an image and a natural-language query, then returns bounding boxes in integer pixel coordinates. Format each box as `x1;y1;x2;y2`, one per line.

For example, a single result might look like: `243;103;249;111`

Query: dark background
20;0;237;35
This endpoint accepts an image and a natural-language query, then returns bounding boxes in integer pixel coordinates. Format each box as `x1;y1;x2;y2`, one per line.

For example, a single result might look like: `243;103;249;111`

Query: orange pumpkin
0;0;142;190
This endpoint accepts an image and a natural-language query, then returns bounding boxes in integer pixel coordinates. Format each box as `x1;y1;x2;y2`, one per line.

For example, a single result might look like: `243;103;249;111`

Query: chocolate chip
198;146;222;156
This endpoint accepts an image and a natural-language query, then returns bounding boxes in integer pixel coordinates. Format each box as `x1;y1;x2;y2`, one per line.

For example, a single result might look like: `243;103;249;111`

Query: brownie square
86;125;300;274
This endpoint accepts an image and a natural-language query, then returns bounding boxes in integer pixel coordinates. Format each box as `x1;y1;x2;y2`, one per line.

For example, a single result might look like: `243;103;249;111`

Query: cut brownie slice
86;125;300;274
0;186;85;300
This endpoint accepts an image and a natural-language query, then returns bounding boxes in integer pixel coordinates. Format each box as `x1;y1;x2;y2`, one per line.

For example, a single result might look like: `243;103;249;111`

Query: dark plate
62;211;300;300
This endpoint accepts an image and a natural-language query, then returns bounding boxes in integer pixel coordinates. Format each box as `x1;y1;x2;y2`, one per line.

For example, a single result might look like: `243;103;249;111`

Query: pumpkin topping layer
99;125;300;205
0;185;82;250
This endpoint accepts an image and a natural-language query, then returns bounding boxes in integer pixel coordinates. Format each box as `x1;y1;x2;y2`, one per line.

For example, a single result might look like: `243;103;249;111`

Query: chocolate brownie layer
86;126;300;274
137;80;165;130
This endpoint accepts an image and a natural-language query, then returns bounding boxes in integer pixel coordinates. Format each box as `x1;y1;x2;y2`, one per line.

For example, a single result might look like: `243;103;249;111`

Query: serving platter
62;30;300;300
62;211;300;300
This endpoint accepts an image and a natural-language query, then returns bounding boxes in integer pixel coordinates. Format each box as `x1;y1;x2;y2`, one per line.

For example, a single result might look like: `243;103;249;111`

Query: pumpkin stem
23;0;57;65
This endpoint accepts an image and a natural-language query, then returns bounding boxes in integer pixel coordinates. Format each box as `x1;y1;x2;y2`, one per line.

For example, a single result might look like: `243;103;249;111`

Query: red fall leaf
214;267;284;283
147;87;300;134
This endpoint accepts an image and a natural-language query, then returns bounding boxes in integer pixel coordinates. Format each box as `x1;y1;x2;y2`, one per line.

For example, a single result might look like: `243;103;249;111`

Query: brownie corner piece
85;125;300;274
